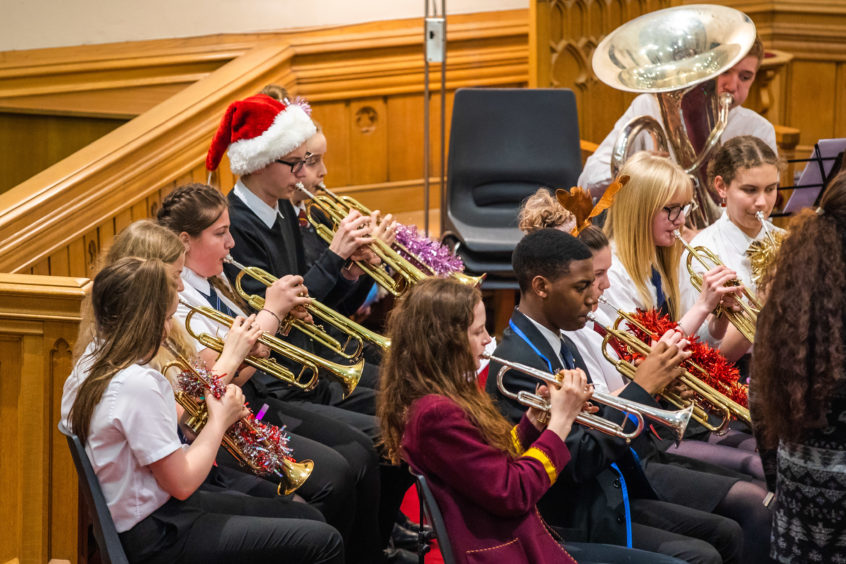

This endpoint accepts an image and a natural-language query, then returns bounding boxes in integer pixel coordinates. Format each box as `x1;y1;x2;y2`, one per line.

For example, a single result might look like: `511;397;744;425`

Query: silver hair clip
816;207;825;215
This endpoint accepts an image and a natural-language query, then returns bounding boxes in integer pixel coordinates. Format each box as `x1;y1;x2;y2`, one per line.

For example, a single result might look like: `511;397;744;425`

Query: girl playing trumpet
64;256;343;563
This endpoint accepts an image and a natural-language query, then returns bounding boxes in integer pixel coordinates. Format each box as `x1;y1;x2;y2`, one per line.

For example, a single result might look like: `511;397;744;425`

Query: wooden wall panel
0;10;529;276
0;274;88;564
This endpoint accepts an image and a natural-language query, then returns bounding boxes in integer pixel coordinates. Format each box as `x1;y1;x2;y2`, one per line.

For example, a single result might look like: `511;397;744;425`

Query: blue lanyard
508;319;554;372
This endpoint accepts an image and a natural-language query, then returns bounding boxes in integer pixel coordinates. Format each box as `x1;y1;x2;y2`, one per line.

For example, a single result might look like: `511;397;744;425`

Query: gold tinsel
746;230;786;288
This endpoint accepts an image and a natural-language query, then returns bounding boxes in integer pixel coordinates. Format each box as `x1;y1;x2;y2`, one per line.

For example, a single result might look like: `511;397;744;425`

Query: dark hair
748;36;764;68
512;229;592;293
70;257;176;444
752;171;846;447
157;183;228;237
578;225;609;253
708;135;781;188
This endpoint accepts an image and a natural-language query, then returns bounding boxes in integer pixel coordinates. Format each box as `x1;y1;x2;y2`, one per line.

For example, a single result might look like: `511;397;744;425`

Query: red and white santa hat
205;94;317;176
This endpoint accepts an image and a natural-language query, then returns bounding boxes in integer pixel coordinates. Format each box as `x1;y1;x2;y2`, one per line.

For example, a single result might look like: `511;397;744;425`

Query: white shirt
678;211;783;344
600;243;658;322
523;311;569;369
233;178;282;228
578;94;778;198
177;267;249;353
61;346;182;532
563;308;627;394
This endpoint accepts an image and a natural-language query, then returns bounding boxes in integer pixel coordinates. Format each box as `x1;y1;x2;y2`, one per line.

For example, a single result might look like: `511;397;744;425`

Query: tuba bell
592;4;757;226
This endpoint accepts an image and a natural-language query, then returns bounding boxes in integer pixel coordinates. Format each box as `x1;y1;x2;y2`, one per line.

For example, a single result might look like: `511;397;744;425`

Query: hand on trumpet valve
329;209;374;260
206;384;251;429
547;369;594;439
698;265;743;314
634;337;690;395
218;314;263;373
370;210;398;245
266;275;311;319
666;380;696;401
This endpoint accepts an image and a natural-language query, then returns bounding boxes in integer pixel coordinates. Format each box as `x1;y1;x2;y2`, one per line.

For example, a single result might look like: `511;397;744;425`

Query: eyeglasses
276;152;322;174
663;200;698;222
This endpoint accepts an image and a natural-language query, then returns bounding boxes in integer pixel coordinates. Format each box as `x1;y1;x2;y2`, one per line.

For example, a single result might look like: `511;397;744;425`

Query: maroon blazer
402;394;578;564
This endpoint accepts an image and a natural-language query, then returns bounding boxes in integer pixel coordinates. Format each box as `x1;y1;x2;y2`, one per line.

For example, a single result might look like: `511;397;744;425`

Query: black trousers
119;490;343;564
242;381;390;563
565;542;687;563
630;498;743;564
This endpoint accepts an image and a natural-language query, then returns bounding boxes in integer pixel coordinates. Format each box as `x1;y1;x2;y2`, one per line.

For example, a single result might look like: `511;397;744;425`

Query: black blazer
486;308;659;544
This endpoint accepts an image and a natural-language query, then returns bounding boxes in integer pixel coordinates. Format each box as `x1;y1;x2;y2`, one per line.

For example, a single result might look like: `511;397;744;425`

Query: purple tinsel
394;224;465;277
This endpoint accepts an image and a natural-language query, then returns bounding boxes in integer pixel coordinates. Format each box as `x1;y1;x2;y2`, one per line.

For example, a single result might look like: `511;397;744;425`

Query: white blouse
61;346;183;532
177;267;249;353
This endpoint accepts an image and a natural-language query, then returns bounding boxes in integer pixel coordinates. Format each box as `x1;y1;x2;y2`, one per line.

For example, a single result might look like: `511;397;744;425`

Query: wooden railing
0;10;529;278
0;274;89;564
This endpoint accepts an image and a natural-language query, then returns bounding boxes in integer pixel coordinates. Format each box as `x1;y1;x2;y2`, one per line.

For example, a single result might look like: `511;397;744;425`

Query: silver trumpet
487;354;692;443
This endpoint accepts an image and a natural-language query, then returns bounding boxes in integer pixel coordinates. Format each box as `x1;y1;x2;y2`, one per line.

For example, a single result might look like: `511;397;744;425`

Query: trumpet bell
279;458;315;496
593;5;756;93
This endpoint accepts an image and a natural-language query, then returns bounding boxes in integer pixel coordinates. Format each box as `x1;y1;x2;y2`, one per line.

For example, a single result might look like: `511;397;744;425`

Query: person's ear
178;232;191;252
531;275;550;299
714;176;729;201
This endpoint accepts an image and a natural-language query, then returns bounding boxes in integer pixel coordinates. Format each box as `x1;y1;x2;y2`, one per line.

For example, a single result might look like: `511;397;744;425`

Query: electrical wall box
425;17;445;63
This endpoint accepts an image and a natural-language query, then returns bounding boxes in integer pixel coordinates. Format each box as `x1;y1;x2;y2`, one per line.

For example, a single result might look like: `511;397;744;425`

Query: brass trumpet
299;183;484;295
160;341;313;495
488;354;693;443
182;300;363;398
674;229;761;343
593;300;751;432
313;183;486;288
225;255;390;355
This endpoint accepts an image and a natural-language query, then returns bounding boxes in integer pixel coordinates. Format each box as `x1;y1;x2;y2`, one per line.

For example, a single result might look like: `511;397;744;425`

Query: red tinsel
610;308;748;411
176;365;294;475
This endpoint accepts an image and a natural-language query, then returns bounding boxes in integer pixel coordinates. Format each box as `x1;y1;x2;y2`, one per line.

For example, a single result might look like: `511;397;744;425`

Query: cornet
593;299;750;432
181;300;363;398
160;341;313;495
674;229;761;343
225;255;390;355
298;183;485;295
488;354;692;443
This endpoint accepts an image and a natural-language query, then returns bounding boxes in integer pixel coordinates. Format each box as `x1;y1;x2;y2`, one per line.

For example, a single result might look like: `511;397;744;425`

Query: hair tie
816;207;825;215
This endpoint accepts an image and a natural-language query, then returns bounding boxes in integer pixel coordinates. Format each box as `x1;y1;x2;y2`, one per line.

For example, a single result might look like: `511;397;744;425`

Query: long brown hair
157;182;250;311
378;278;518;464
752;171;846;447
70;257;176;444
74;220;186;359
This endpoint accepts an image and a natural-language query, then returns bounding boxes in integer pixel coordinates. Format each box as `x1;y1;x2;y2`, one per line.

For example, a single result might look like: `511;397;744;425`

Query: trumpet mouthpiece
672;229;683;239
755;211;765;221
295;182;305;190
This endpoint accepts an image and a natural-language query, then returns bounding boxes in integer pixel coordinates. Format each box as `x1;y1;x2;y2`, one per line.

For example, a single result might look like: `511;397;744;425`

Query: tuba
182;300;363;398
674;229;761;343
488;354;692;443
593;4;757;227
160;341;313;495
225;255;390;355
592;300;751;433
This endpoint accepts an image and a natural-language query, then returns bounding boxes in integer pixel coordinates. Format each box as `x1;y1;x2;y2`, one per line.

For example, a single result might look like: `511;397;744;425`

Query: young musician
752;171;846;563
679;135;783;360
487;229;745;564
601;152;743;341
518;188;578;234
379;277;684;564
157;183;400;563
64;257;344;563
579;38;776;199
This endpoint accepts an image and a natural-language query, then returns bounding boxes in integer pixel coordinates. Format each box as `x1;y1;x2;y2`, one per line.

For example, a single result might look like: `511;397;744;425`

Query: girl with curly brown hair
751;171;846;562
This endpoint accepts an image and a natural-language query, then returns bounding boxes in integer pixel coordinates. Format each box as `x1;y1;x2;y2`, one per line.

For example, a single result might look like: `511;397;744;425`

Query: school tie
559;339;576;370
650;266;667;311
202;284;235;317
297;208;309;228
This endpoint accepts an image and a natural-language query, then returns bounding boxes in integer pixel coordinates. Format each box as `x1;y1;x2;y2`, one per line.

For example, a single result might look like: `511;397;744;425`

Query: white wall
2;0;528;52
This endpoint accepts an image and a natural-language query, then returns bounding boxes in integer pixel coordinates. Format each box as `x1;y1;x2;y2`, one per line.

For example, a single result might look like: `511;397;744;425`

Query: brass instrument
488;354;693;443
313;183;486;288
182;300;363;398
160;341;313;495
299;183;484;295
593;5;757;226
746;211;785;287
673;229;761;343
225;255;390;355
593;299;751;432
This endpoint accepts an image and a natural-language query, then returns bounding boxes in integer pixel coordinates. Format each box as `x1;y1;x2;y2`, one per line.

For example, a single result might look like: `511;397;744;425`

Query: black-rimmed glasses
276;152;322;174
663;200;698;222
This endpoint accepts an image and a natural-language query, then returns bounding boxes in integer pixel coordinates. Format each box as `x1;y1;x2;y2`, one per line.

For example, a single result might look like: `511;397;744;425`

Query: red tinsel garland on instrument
611;308;749;409
177;366;295;475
